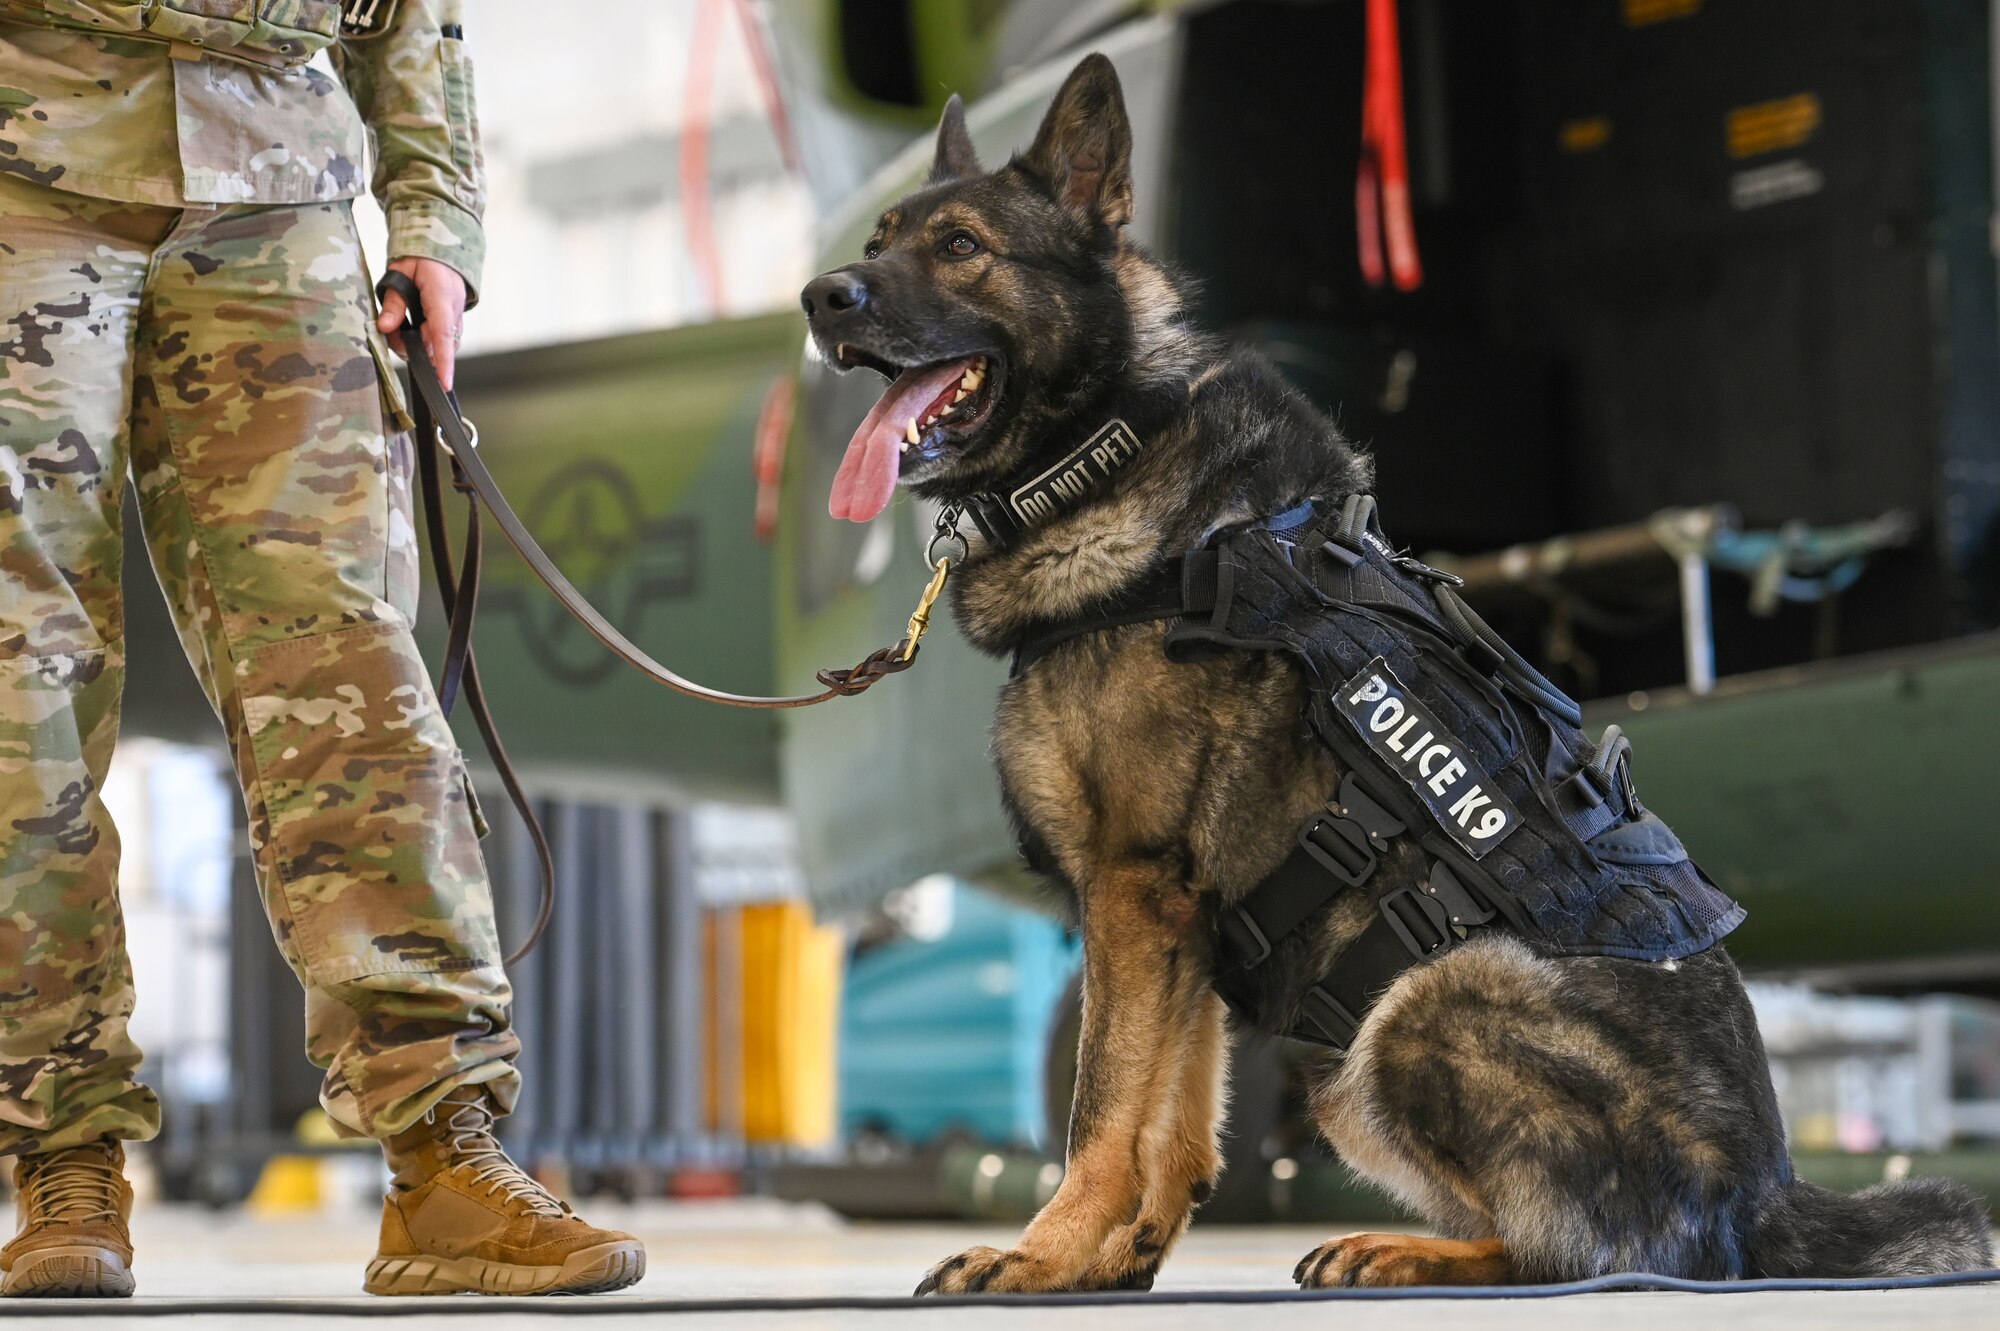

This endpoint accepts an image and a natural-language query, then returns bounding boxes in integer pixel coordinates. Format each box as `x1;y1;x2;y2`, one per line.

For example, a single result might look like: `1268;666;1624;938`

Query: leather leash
375;270;947;960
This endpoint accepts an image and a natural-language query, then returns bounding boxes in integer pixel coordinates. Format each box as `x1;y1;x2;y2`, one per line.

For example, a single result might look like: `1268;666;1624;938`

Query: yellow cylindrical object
246;1155;324;1214
732;901;842;1147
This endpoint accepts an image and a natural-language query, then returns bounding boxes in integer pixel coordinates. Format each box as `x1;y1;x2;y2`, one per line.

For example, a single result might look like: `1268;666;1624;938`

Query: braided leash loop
815;549;950;694
816;643;920;695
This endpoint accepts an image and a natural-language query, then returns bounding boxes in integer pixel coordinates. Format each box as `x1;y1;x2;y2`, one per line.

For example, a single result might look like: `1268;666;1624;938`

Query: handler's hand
377;256;468;393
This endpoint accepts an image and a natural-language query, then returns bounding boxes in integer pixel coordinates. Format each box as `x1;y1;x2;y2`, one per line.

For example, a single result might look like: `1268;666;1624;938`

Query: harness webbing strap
1297;914;1428;1046
1291;853;1509;1047
1221;772;1406;967
1218;800;1509;1051
1009;549;1218;675
1221;833;1352;969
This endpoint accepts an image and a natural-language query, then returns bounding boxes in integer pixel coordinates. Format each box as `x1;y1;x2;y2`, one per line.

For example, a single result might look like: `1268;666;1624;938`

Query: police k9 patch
1334;658;1521;858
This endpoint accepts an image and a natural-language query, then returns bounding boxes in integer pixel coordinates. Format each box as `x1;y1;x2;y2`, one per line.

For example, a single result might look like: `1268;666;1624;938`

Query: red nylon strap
1358;0;1423;292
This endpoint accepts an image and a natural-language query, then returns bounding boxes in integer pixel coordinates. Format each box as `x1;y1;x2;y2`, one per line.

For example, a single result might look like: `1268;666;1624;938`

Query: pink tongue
828;359;976;522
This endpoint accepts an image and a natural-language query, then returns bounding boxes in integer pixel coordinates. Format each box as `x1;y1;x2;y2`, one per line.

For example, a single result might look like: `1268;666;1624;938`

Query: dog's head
802;54;1141;522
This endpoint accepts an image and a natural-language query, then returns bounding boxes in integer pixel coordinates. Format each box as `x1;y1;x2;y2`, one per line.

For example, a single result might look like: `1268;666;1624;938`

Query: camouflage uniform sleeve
331;0;487;303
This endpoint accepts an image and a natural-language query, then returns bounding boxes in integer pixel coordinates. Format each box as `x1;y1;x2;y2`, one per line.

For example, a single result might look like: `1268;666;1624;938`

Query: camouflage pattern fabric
0;170;519;1155
0;0;486;296
328;2;486;295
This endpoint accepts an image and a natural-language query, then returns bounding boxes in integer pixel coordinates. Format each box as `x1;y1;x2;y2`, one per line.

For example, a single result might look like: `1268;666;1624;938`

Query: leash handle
378;268;552;964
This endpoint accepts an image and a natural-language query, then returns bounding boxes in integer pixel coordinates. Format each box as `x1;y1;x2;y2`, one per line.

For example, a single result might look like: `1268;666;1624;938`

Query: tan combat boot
366;1086;644;1296
1;1140;136;1297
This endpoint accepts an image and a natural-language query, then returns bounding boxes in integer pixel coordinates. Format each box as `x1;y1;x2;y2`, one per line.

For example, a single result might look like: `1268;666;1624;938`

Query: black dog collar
953;419;1146;550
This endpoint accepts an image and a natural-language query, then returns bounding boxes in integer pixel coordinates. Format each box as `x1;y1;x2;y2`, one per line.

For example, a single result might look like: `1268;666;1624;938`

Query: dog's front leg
916;871;1210;1295
1071;986;1228;1290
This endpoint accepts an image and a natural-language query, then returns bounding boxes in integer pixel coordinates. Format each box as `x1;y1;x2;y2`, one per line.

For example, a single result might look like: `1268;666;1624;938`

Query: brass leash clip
902;558;951;662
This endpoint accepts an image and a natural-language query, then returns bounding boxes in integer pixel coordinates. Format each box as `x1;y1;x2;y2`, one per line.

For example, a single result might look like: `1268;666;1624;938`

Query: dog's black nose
801;270;867;321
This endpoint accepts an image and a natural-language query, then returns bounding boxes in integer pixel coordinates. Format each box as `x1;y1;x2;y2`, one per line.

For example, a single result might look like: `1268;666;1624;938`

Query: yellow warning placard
1624;0;1702;26
1727;93;1822;159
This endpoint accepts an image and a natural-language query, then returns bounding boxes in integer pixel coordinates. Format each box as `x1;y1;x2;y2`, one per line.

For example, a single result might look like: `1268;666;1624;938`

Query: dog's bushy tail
1748;1174;1992;1278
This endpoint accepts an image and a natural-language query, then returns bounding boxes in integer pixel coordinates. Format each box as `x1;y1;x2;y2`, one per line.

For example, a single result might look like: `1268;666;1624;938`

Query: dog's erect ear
1021;53;1133;227
930;94;981;182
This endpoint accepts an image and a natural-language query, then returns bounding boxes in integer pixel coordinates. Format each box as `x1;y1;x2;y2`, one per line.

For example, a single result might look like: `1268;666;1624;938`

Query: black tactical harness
1012;494;1745;1051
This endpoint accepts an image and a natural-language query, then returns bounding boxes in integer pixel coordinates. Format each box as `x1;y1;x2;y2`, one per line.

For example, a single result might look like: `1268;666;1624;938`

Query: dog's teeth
905;418;920;444
900;440;911;454
954;388;969;402
836;343;847;362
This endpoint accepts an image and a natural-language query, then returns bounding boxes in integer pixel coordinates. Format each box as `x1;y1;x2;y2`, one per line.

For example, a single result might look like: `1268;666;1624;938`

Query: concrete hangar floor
8;1200;1997;1329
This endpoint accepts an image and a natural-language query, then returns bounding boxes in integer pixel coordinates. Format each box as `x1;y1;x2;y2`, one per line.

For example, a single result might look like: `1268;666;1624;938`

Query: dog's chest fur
944;349;1388;989
994;626;1336;918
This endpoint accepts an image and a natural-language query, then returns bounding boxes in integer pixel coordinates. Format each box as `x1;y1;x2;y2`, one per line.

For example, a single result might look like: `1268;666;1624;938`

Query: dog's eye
943;231;980;258
862;239;883;260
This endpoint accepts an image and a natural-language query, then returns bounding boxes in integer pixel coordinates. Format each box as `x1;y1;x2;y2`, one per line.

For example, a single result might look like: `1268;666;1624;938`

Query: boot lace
17;1144;123;1231
433;1093;568;1218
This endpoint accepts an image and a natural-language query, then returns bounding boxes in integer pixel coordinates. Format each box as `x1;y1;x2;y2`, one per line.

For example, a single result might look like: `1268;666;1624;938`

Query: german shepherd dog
800;54;1993;1294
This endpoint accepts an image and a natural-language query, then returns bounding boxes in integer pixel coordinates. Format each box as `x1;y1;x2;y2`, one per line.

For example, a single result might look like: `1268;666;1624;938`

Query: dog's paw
1071;1221;1169;1291
1292;1233;1424;1288
914;1246;1070;1296
1293;1233;1510;1289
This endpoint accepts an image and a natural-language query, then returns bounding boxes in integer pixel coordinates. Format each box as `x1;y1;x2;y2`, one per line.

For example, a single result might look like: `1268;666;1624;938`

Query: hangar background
38;0;2000;1309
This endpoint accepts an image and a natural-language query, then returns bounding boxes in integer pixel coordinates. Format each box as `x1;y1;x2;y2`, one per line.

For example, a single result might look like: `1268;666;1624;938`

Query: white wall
349;0;812;352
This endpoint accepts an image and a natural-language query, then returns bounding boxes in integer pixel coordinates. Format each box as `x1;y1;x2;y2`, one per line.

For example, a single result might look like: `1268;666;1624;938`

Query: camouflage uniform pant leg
0;176;170;1155
124;193;522;1139
0;171;520;1150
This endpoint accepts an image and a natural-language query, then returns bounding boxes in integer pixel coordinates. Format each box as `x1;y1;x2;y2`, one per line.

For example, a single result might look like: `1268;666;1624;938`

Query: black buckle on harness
1379;862;1499;959
1463;635;1506;677
1297;772;1407;886
1222;906;1275;968
1220;776;1406;970
1298;813;1376;887
1389;553;1466;587
1300;985;1362;1048
1322;538;1364;569
1334;772;1406;846
1379;886;1454;959
1423;860;1497;929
